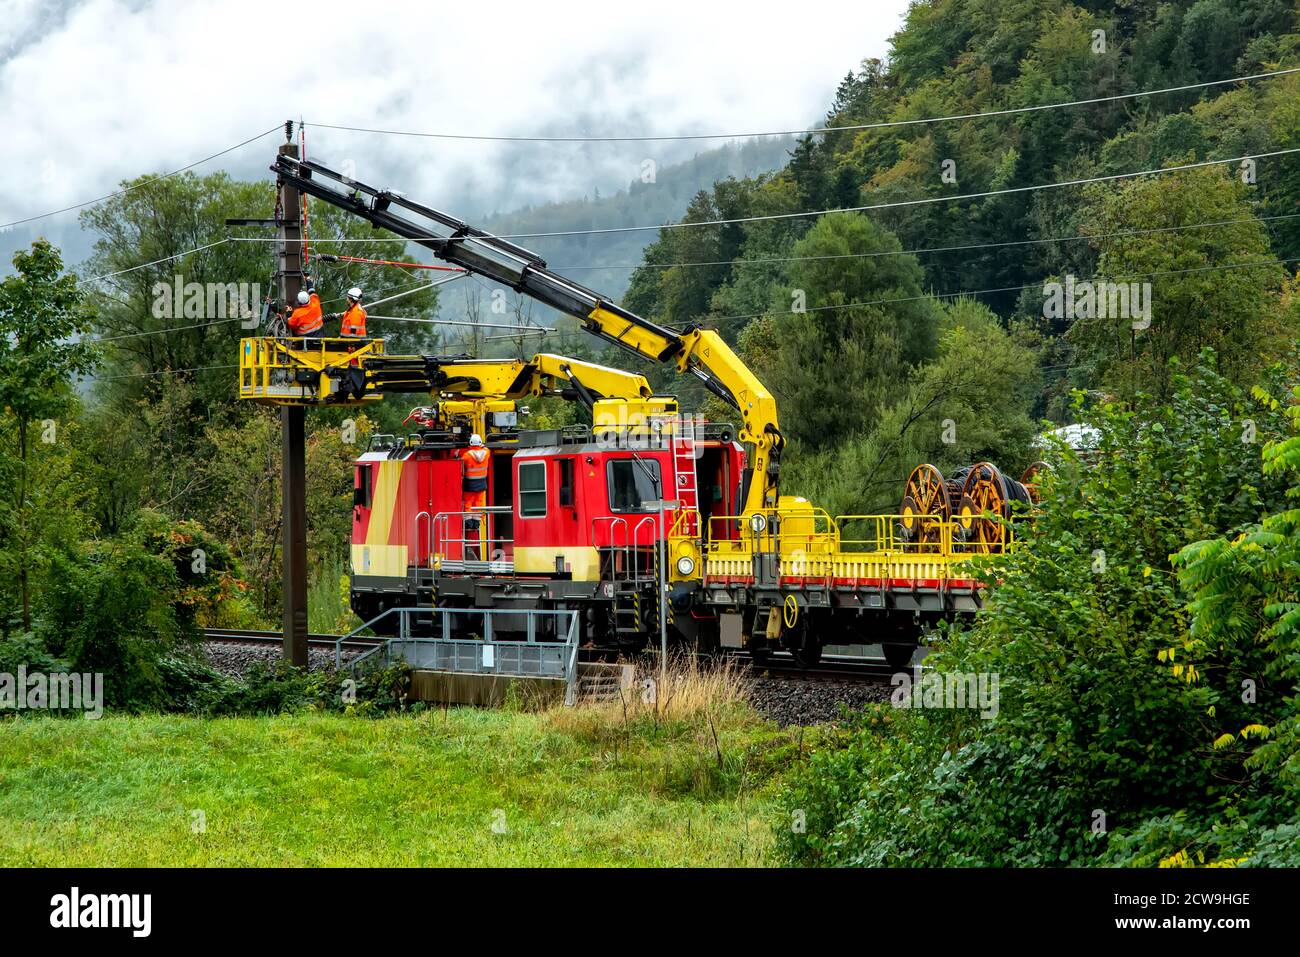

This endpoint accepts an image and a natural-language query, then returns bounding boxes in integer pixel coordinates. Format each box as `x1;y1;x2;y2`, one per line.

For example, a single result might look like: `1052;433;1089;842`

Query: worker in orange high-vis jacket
460;434;490;559
287;276;323;340
327;286;368;366
336;287;367;338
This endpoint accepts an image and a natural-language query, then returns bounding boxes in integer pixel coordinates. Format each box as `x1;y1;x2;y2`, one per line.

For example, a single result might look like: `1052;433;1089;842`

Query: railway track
740;652;903;683
201;628;381;650
203;629;908;684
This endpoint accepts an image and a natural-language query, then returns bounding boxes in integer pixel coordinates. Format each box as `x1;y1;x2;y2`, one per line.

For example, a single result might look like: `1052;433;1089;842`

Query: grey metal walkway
338;607;581;705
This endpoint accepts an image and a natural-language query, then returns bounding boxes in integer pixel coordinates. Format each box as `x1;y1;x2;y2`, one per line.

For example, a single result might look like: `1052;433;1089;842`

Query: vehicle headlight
749;513;767;533
676;556;696;576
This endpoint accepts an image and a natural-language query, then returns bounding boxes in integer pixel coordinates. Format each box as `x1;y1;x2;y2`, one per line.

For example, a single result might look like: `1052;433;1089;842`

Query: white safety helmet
296;290;310;305
347;286;363;301
469;434;484;447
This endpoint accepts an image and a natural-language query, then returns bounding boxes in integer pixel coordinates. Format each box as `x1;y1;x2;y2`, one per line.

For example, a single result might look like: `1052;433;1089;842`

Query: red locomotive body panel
511;445;670;577
352;446;516;576
349;428;783;646
352;431;746;586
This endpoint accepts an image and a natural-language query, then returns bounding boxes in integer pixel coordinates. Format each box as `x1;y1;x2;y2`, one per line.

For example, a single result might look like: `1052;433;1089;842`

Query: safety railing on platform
593;516;630;580
835;513;1016;556
238;336;386;405
668;505;702;541
631;515;660;583
836;514;956;555
704;509;795;559
592;514;660;582
337;606;581;705
431;507;514;573
702;510;1016;571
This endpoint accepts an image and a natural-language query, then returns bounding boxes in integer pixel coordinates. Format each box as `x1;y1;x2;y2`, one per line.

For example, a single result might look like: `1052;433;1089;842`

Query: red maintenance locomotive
349;382;745;652
239;153;1028;667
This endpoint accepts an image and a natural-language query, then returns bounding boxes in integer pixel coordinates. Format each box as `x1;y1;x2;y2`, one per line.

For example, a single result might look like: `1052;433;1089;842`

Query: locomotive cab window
353;466;371;509
607;458;661;512
518;461;547;517
557;458;575;507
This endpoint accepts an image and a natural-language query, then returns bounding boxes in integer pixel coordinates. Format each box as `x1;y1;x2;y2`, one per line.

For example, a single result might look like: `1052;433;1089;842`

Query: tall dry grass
633;651;751;722
547;651;753;738
543;653;788;804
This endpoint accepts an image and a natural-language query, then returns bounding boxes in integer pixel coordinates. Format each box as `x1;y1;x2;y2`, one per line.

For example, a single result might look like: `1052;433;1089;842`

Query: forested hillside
617;0;1300;512
625;0;1300;868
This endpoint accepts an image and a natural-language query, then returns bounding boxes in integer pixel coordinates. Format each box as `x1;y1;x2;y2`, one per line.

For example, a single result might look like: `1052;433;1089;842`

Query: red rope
320;254;465;272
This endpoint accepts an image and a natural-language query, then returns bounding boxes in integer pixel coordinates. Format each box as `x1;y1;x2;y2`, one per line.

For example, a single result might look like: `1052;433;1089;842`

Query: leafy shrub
38;545;190;710
0;631;66;676
129;508;249;630
34;511;249;711
197;659;413;717
778;355;1300;866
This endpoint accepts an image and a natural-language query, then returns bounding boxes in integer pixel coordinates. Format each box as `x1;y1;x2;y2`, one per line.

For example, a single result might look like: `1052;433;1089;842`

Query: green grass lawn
0;706;794;866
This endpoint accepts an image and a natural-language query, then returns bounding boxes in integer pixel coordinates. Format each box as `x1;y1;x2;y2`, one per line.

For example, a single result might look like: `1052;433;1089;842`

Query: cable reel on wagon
898;460;1040;553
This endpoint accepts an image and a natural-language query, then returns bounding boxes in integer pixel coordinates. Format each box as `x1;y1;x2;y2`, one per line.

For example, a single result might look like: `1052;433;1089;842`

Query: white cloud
2;0;908;241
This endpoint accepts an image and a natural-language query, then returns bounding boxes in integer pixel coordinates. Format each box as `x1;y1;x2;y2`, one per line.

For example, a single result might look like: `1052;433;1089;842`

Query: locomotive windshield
607;459;661;512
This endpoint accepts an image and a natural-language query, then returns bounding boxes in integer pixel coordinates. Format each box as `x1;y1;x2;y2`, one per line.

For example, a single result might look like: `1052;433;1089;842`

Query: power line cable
367;314;557;332
75;161;1300;345
98;363;240;381
228;211;1300;271
552;213;1300;270
108;208;1235;289
86;247;1298;347
89;256;1296;377
478;150;1300;239
305;67;1300;143
226;149;1300;242
89;317;243;345
1;125;283;230
83;239;233;283
707;255;1300;325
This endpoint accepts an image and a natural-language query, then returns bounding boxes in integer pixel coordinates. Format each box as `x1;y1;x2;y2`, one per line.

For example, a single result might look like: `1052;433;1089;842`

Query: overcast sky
0;0;911;269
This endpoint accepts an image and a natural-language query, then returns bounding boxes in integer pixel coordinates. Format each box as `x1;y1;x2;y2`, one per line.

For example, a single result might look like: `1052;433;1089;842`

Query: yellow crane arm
584;306;781;511
270;154;785;516
356;352;651;403
526;354;652;402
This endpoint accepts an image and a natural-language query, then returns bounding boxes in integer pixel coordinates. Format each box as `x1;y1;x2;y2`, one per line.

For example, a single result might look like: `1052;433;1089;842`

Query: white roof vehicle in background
1033;423;1101;452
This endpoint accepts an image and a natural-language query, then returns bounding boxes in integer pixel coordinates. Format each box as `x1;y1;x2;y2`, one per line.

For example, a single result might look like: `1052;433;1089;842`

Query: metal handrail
593;515;630;579
668;506;702;541
335;607;399;668
432;508;513;569
835;513;1014;556
336;605;583;705
630;515;659;583
705;509;782;554
415;511;432;567
700;510;1016;565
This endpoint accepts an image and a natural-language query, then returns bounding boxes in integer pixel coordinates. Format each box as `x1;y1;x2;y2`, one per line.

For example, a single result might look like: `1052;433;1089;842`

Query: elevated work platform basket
239;336;387;406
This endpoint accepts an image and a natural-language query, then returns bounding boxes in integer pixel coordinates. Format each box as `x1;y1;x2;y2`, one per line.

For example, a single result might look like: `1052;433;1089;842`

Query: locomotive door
696;445;736;544
491;452;515;559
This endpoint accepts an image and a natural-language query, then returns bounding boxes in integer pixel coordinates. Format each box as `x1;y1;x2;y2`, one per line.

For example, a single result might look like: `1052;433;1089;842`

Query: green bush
129;508;248;631
197;659;413;717
0;631;67;688
778;355;1300;866
38;547;187;710
33;511;249;711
